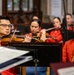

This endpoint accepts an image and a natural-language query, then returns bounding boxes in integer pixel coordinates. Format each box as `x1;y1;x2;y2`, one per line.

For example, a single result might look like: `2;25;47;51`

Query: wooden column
21;66;26;75
2;0;7;15
33;0;42;21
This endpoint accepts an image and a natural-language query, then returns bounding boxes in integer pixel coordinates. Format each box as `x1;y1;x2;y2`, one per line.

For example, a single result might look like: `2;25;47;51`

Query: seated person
0;16;17;75
24;19;47;75
46;17;63;43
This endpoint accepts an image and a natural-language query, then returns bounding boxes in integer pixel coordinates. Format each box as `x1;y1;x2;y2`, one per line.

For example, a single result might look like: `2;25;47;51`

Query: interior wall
41;0;52;22
41;0;73;21
0;0;2;15
41;0;47;17
67;0;72;14
1;0;73;21
41;0;62;21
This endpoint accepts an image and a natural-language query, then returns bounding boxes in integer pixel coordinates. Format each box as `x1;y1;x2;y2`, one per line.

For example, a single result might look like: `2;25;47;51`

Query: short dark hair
0;16;10;21
66;13;72;17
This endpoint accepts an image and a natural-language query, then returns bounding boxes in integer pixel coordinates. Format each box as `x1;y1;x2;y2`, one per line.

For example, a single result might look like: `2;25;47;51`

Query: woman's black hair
31;19;41;27
53;17;61;22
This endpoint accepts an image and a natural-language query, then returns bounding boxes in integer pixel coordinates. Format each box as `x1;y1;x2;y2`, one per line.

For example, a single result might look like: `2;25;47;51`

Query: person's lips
5;31;10;34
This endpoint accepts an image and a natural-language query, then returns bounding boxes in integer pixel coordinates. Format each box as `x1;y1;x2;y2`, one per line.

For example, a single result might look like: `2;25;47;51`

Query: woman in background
24;19;47;75
46;17;63;43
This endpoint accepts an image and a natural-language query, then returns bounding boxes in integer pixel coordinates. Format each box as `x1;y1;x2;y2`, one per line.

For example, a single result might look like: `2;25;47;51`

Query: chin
4;33;10;36
32;32;36;34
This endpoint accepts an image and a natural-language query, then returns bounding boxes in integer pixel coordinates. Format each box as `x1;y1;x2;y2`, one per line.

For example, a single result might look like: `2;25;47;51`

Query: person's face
66;15;73;25
30;21;40;34
53;18;61;28
0;19;11;37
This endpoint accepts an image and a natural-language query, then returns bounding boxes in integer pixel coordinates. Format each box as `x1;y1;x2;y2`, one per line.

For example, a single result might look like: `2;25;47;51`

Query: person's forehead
53;19;60;23
31;21;39;26
0;19;11;24
66;15;72;18
54;18;59;21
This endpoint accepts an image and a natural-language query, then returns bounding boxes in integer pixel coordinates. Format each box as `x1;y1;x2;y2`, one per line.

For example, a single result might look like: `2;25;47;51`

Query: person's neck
32;33;37;36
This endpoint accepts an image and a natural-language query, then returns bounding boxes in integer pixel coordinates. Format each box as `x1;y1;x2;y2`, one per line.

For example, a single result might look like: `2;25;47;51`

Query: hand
23;33;32;42
40;29;46;34
40;29;47;42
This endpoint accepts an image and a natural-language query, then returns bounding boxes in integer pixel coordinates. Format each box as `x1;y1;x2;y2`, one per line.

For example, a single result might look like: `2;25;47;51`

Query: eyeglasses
0;24;12;28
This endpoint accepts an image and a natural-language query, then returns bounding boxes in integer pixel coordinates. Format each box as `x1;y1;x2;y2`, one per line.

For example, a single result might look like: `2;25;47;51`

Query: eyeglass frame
0;24;13;28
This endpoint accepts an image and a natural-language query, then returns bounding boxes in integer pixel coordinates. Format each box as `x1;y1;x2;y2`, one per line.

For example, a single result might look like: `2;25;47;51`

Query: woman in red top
46;17;63;43
62;39;74;62
0;16;16;75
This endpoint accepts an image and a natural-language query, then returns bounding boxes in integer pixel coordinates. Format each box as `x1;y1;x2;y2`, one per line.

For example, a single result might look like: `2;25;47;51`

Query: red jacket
68;26;73;30
1;68;16;75
62;39;74;62
0;40;16;75
46;29;63;43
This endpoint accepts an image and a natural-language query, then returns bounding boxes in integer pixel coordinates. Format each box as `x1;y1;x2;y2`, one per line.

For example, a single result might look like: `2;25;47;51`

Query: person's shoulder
65;39;74;44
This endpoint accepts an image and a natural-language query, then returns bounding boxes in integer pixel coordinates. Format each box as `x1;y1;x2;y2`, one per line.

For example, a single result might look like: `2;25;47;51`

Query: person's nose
6;26;10;30
32;27;36;30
